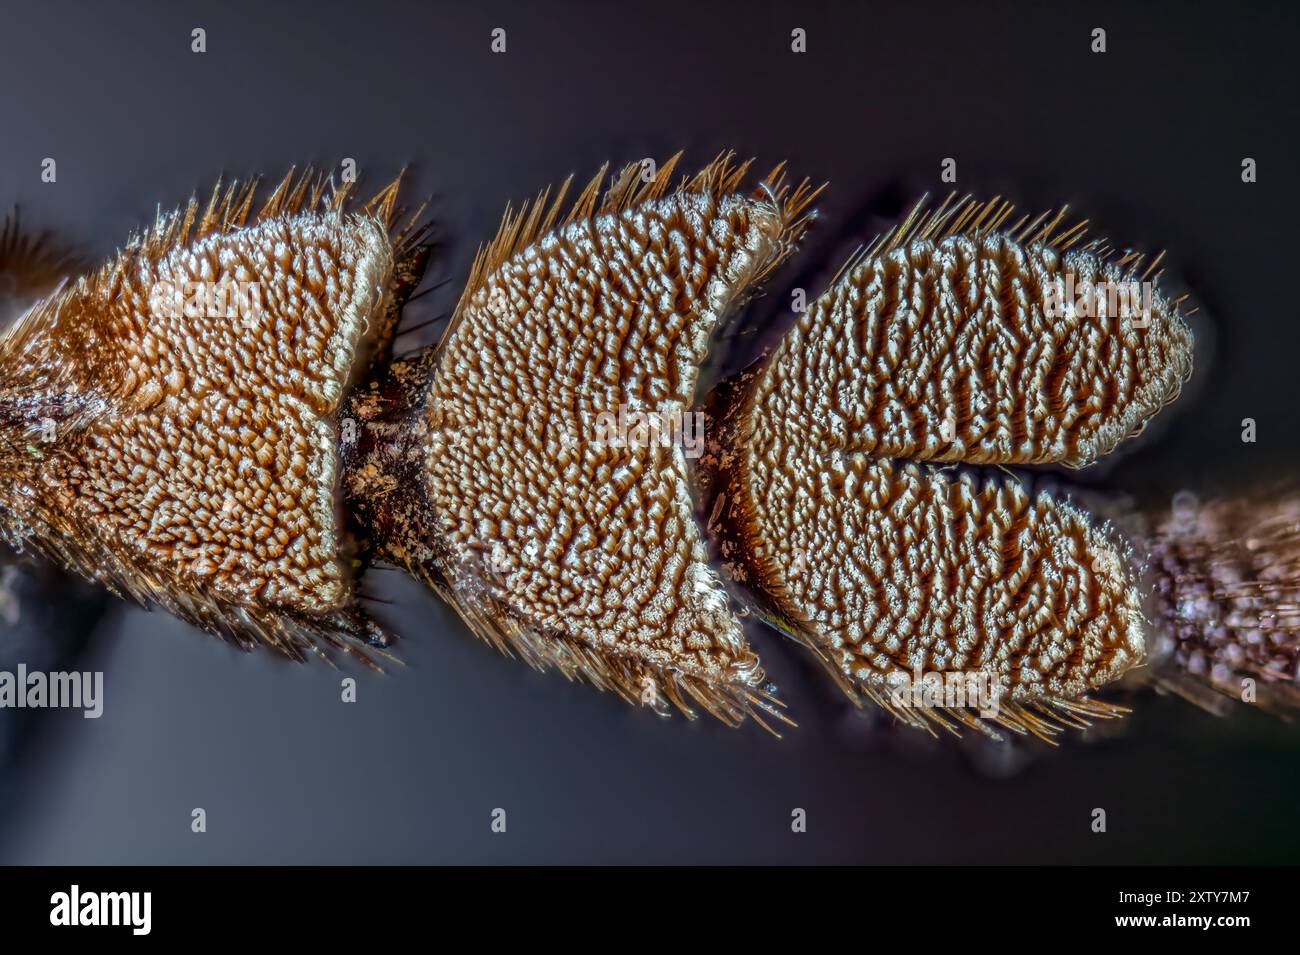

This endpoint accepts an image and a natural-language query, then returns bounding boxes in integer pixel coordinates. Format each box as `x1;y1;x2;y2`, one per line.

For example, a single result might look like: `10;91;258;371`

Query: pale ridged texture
699;196;1195;738
0;171;420;660
404;156;817;729
768;198;1194;469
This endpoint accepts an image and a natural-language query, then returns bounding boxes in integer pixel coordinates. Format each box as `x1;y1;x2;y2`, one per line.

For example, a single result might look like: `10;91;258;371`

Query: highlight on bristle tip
445;151;823;347
409;560;795;735
860;685;1133;745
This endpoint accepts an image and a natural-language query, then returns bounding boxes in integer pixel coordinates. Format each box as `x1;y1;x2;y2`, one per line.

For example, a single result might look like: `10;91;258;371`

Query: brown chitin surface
341;348;442;574
414;156;816;728
1143;489;1300;712
700;196;1195;737
772;198;1194;469
0;172;411;660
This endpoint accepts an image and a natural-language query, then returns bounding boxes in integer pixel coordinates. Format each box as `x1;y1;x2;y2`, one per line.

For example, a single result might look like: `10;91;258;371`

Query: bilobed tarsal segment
414;155;817;729
700;195;1195;740
0;170;424;662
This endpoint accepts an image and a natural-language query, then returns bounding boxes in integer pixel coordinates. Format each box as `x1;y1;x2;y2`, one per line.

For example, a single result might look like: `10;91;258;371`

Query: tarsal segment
699;196;1195;739
406;156;817;729
0;172;415;661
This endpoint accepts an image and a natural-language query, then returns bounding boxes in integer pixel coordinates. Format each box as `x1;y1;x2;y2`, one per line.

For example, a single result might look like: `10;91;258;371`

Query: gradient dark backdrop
0;0;1296;863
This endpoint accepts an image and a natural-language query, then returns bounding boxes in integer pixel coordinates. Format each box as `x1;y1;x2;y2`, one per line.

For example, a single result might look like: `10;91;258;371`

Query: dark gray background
0;0;1296;864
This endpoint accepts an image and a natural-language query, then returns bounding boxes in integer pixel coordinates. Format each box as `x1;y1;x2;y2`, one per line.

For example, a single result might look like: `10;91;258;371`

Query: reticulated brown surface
0;184;395;653
701;202;1196;729
767;234;1192;469
733;439;1145;703
420;164;811;723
